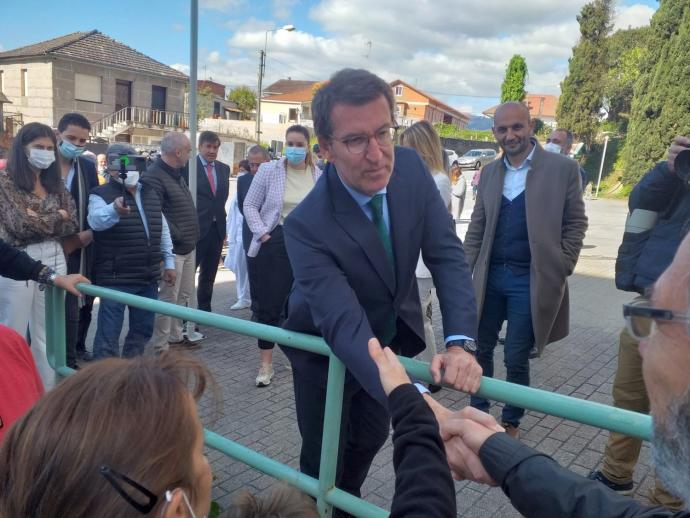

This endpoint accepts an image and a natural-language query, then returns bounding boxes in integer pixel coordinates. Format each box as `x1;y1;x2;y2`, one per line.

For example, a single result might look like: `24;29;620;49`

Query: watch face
464;340;477;352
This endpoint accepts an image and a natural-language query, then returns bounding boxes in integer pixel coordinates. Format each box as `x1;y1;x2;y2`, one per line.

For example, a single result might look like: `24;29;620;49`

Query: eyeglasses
623;298;690;340
99;465;199;517
331;125;398;155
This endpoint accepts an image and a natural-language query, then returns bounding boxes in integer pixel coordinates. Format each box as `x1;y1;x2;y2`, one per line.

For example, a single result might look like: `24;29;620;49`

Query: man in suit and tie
464;102;588;438
56;112;99;368
183;131;231;314
282;68;481;510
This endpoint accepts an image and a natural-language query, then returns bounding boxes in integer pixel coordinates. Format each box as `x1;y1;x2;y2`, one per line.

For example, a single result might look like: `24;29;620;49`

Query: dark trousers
470;265;534;426
196;222;225;312
293;368;390;516
65;250;94;367
92;282;158;360
250;226;293;350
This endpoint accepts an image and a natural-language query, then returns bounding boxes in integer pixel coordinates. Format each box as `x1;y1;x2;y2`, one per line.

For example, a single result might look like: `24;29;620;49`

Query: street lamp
256;24;296;143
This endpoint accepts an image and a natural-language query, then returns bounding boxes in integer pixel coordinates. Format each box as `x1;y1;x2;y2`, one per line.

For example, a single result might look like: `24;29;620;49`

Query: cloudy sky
1;0;656;114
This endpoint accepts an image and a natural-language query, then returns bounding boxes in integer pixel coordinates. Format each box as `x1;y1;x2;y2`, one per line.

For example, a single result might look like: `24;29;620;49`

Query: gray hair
106;142;136;155
247;145;270;160
555;128;575;147
160;132;190;155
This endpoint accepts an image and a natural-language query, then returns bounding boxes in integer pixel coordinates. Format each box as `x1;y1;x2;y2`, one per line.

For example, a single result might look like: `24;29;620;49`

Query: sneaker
169;338;201;351
183;321;206;343
230;300;251;310
255;364;274;387
502;422;520;439
587;471;633;495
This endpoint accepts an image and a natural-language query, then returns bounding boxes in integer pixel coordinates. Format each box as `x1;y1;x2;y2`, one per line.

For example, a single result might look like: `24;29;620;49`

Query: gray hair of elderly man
160;132;190;155
247;145;270;161
106;142;137;155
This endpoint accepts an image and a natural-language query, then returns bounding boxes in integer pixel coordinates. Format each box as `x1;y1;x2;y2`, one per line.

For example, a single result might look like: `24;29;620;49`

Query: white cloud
614;4;655;30
170;63;190;75
272;0;300;20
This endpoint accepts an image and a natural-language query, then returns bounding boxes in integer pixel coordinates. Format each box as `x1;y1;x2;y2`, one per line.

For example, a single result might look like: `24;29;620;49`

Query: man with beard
435;231;690;516
464;102;587;438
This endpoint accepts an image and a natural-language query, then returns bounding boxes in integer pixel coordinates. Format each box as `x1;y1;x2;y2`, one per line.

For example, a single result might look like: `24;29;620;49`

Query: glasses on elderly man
331;125;399;155
623;297;690;340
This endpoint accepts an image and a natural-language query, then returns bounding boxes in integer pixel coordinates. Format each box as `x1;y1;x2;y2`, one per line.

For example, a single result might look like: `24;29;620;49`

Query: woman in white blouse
400;121;452;390
242;125;322;387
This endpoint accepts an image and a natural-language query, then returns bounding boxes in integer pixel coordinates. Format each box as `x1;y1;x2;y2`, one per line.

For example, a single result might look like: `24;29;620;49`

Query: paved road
47;193;657;515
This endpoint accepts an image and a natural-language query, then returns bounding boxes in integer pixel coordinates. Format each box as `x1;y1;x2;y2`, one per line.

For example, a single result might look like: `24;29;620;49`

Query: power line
265;56;321;81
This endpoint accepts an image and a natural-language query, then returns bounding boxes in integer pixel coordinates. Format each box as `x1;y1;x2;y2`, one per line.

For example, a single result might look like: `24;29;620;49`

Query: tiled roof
263;79;318;96
0;30;188;81
389;79;470;122
262;84;315;103
483;93;559;120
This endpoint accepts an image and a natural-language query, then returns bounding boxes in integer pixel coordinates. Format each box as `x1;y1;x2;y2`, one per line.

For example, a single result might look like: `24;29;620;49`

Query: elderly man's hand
163;269;177;287
430;346;482;393
667;136;690;173
440;407;504;485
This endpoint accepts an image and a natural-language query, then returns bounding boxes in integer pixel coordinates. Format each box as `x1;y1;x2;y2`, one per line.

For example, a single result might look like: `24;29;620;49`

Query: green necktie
367;193;397;345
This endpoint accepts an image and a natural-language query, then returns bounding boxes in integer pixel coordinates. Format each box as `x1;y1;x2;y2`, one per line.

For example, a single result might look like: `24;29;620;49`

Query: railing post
44;286;71;377
317;354;347;517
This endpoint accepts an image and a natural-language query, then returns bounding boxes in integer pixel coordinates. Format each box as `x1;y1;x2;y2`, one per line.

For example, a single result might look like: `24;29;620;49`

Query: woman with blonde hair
400;120;452;390
243;125;322;387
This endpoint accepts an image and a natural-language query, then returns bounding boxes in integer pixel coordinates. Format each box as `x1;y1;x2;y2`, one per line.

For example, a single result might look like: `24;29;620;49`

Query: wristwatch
448;339;477;355
37;266;58;287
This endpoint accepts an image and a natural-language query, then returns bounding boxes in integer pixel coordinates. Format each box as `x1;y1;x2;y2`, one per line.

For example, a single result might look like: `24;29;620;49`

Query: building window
20;69;28;97
74;73;102;103
288;108;298;122
394;85;403;96
213;101;221;116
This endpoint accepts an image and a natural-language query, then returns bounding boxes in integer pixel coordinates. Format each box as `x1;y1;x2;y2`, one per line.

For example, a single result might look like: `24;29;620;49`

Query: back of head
160;132;189;157
247;145;270;162
312;68;395;139
400;120;445;173
106;142;137;156
0;353;212;518
226;484;319;518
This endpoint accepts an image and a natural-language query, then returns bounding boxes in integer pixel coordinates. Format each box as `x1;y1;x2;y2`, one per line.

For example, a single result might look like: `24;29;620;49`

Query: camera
106;153;148;177
675;149;690;182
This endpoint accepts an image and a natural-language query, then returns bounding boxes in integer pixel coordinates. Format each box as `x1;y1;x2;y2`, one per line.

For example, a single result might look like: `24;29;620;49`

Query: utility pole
255;49;265;144
595;134;610;199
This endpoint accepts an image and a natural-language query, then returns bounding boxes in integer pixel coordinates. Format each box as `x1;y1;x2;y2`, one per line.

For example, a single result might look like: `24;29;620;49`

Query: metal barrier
44;284;652;517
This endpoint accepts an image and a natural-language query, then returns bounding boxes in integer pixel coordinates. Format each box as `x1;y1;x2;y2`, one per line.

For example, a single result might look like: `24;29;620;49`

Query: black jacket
236;172;254;255
616;161;690;292
480;433;689;518
388;384;456;518
0;238;43;281
65;156;99;276
141;158;199;255
182;156;230;241
90;182;163;286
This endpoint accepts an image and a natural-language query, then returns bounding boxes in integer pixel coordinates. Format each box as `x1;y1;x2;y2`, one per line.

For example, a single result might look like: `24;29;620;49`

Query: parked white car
457;148;498;170
444;149;460;166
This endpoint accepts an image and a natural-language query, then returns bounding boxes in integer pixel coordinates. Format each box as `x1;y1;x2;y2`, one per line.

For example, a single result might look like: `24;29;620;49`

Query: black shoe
528;346;539;359
77;350;93;362
427;383;443;394
587;471;633;495
67;362;80;371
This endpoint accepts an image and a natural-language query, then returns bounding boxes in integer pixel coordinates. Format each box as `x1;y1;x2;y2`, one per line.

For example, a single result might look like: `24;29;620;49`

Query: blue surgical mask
285;146;307;165
59;139;86;160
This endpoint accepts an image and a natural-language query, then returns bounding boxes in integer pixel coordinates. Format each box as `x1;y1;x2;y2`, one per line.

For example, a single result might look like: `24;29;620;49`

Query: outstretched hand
368;338;411;396
54;274;90;297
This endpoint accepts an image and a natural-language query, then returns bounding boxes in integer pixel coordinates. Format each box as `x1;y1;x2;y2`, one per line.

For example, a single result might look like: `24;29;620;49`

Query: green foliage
500;55;528;103
603;27;649;125
532;118;551;140
621;1;690;185
228;86;257;121
557;0;613;149
196;87;214;121
434;123;493;141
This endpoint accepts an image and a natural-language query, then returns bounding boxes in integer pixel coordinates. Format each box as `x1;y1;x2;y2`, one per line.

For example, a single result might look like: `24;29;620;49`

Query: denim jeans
93;282;158;360
470;265;534;427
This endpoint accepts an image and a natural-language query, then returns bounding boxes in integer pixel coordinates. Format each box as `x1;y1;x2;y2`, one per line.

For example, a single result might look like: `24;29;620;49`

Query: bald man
463;102;588;437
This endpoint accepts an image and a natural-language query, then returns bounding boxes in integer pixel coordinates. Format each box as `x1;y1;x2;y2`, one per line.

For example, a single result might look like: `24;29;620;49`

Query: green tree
556;0;613;149
227;86;257;121
500;55;528;103
622;1;690;185
603;27;649;127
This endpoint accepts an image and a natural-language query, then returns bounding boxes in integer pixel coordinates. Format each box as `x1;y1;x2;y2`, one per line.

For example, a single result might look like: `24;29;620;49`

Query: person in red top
0;324;44;443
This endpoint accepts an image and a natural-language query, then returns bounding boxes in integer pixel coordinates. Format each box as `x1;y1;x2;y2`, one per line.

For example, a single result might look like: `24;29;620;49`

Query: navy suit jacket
283;146;477;405
68;156;99;229
182;156;230;241
236;172;254;255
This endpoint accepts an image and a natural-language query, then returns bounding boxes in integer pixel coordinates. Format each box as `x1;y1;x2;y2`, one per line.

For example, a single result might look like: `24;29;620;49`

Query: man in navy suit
183;131;231;313
282;68;481;509
56;112;99;368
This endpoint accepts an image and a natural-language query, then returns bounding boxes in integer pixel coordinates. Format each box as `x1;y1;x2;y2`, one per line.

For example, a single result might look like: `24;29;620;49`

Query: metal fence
43;284;652;517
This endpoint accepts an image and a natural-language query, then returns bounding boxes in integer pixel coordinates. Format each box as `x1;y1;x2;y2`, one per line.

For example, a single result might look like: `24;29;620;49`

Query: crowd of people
0;67;689;517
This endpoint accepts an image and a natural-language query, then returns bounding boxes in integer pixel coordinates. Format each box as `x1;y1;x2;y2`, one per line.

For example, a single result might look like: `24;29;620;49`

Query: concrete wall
0;59;54;125
53;58;186;125
260;100;302;124
440;137;500;156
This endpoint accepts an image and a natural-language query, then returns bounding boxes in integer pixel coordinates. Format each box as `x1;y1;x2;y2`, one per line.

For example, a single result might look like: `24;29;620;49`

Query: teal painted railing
44;284;652;517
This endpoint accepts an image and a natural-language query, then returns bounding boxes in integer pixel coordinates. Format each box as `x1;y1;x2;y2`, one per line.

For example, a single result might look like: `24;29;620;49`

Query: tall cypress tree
500;55;528;103
556;0;613;149
622;1;690;184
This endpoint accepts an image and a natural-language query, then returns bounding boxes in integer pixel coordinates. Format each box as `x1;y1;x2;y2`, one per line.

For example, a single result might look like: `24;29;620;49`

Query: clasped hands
368;338;502;486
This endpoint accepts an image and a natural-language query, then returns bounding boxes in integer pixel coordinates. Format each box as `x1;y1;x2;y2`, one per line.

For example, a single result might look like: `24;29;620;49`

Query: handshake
368;338;502;486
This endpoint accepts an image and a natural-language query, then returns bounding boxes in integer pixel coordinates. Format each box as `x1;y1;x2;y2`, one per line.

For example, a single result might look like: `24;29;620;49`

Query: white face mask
543;142;564;154
124;170;140;187
27;148;56;170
